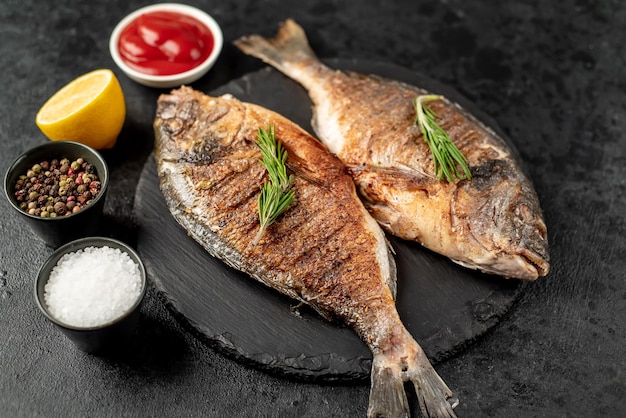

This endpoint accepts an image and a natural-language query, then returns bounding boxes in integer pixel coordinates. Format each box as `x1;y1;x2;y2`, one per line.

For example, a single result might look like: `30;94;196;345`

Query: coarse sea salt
44;246;142;328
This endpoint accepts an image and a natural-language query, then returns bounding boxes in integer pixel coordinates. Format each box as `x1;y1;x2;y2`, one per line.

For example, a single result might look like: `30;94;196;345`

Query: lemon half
36;69;126;150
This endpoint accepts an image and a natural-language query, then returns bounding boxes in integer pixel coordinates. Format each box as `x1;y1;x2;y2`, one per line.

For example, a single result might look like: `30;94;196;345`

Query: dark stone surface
1;0;625;417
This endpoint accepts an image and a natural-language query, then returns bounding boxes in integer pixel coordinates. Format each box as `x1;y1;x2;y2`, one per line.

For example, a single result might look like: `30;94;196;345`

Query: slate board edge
147;265;372;383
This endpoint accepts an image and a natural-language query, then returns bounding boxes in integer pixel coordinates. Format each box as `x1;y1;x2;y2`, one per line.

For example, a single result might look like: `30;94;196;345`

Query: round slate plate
134;59;522;383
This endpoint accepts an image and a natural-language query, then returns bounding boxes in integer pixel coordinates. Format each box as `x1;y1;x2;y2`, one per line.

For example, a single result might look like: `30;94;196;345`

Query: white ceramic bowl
109;3;223;88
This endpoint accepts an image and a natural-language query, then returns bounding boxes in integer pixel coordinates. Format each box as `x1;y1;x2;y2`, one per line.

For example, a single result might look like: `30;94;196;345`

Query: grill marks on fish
235;19;550;281
154;87;457;418
190;160;264;240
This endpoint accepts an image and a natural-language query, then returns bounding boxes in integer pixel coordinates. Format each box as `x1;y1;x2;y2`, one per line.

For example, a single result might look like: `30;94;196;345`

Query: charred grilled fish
235;19;550;281
154;87;458;418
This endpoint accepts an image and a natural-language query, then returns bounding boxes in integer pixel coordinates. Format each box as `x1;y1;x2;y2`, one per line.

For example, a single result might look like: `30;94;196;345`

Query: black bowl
35;236;147;354
4;141;109;248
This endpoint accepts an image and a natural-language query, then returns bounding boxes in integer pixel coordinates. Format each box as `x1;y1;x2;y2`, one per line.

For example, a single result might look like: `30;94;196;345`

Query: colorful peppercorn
13;157;102;218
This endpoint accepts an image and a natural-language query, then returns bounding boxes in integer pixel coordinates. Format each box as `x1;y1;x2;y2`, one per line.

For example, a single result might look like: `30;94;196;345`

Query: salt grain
44;246;142;328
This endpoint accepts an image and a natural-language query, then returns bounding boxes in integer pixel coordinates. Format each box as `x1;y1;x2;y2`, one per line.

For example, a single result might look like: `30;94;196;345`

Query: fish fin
368;350;458;418
234;19;319;78
310;303;339;323
385;238;398;300
367;355;410;418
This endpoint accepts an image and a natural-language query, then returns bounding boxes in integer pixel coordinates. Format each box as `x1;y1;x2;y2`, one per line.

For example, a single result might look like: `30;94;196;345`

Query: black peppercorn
53;202;67;215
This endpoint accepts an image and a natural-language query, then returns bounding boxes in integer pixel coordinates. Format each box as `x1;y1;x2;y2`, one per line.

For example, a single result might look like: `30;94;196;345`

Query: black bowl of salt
35;236;146;354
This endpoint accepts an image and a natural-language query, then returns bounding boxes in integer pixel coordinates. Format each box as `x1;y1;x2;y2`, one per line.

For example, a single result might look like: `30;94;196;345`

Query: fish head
154;89;245;161
451;160;550;280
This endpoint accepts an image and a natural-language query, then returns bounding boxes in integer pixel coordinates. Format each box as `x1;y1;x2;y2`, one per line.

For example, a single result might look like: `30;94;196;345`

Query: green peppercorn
29;191;39;200
40;210;49;218
70;161;81;170
32;164;42;174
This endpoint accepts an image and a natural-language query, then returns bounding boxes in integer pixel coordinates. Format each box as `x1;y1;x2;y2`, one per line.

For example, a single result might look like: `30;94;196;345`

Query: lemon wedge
36;69;126;150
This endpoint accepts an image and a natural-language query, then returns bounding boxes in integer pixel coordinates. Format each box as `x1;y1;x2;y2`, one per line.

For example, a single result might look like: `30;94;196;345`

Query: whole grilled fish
154;87;458;418
235;19;550;281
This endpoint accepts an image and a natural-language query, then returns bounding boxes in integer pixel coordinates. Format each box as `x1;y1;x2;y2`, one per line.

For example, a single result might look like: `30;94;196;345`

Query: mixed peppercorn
13;157;102;217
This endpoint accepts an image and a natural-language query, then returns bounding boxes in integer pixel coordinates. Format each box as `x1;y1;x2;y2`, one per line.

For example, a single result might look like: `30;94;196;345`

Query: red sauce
118;10;214;76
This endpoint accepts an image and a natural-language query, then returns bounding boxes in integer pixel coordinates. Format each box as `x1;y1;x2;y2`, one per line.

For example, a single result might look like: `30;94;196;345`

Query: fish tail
367;348;458;418
367;354;410;417
234;19;321;82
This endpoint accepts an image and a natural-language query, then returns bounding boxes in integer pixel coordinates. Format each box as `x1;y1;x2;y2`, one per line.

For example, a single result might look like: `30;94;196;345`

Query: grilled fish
154;87;458;418
235;19;550;281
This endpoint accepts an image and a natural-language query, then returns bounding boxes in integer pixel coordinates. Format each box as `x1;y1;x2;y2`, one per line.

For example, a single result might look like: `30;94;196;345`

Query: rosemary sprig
253;124;295;245
414;95;472;182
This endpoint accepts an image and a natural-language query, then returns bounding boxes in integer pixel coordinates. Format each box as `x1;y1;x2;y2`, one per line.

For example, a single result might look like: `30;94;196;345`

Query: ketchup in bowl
117;10;215;76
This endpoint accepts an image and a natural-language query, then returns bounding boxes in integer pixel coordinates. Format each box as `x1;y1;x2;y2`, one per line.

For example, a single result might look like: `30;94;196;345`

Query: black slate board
134;59;522;383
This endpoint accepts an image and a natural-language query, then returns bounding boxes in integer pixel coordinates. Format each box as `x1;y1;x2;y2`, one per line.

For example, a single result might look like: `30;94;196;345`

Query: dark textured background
1;1;624;417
